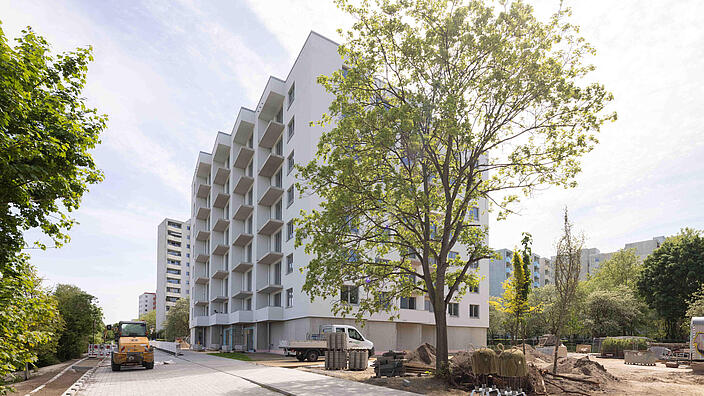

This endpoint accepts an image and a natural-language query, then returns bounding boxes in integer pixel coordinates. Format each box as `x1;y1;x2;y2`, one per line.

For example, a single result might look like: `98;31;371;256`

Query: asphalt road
78;350;276;396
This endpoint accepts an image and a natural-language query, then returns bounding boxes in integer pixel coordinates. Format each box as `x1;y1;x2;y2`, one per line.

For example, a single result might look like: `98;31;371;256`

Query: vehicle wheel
295;352;306;362
368;348;375;358
306;350;319;362
111;362;120;372
144;361;154;370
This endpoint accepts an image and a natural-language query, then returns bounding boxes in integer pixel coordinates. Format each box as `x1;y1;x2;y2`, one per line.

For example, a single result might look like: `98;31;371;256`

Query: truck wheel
143;361;154;370
296;352;306;362
111;362;120;372
368;348;375;358
306;350;319;362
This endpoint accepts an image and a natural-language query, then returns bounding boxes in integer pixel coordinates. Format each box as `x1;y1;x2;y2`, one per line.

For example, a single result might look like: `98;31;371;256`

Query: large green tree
53;284;103;361
298;0;614;370
0;24;106;276
586;248;641;292
163;298;189;342
637;228;704;339
583;287;645;337
0;257;60;393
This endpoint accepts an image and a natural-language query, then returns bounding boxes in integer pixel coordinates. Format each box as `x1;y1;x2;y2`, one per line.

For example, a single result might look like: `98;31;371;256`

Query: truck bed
280;340;326;349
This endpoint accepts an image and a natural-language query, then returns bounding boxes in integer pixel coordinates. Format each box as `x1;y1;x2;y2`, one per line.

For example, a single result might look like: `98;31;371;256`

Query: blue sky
1;0;703;323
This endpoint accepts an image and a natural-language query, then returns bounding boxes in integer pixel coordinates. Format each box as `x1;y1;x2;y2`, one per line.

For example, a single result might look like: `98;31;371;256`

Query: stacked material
325;332;348;370
348;349;369;371
374;350;406;377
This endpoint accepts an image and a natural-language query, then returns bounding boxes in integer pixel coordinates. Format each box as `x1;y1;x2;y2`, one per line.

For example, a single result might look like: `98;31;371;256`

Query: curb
61;357;105;396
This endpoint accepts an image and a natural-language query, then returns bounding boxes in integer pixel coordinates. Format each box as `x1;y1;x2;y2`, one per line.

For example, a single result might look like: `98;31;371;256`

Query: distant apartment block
156;218;191;330
188;31;490;353
488;248;552;297
138;292;156;317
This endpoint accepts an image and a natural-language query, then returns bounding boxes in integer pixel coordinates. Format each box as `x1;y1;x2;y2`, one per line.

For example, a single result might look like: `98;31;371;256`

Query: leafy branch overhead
295;0;614;370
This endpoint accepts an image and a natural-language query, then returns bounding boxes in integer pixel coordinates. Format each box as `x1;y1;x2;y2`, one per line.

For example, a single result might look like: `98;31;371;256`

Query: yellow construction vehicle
106;321;154;371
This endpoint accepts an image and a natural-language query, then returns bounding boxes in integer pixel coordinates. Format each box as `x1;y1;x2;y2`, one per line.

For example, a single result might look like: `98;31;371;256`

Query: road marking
24;357;89;396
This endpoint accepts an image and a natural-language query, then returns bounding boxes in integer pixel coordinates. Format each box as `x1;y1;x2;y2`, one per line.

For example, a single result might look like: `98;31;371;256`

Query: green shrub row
600;337;648;357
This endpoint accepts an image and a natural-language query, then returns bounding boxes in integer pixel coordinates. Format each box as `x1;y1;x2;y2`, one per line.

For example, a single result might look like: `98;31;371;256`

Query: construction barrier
88;344;113;358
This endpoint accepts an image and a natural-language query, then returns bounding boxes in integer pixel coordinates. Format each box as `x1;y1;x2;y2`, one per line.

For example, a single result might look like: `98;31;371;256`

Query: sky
1;0;703;324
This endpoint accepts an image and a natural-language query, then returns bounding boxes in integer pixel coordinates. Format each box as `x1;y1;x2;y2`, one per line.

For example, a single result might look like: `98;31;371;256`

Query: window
186;271;190;276
286;254;294;274
166;296;179;303
400;296;416;310
274;262;281;284
470;285;479;293
167;259;180;265
288;83;295;108
275;199;283;220
274;231;282;252
340;285;359;304
348;328;363;341
275;106;283;123
378;292;391;309
469;304;480;318
245;271;252;291
287;117;295;141
166;268;181;275
274;169;282;188
167;249;181;257
287;220;294;241
273;292;282;307
448;302;459;317
448;251;458;260
187;244;190;249
424;298;434;312
246;243;253;263
469;207;479;221
168;221;181;228
245;297;252;310
287;186;294;207
187;225;190;230
286;288;293;308
275;138;283;156
167;287;180;293
287;152;294;174
167;278;180;284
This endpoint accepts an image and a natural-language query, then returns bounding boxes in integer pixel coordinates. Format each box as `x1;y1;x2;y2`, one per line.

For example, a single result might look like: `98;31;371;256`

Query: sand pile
528;355;617;394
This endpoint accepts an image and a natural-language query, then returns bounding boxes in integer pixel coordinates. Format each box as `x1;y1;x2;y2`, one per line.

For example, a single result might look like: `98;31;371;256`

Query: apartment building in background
138;292;156;317
188;31;490;353
488;248;552;297
156;218;191;330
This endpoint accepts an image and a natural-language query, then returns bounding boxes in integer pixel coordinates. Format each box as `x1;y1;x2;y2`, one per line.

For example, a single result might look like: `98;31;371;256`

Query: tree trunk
433;299;449;373
552;326;562;374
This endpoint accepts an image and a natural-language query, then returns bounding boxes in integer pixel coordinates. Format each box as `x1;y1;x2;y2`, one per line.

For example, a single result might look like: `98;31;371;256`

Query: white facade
138;292;156;317
156;218;191;330
188;31;489;353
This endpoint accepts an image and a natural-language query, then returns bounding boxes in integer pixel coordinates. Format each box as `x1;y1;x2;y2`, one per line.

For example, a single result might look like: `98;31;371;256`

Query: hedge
600;337;649;357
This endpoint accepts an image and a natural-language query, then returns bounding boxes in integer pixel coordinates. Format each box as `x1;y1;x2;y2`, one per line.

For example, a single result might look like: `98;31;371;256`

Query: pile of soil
406;343;436;367
520;344;552;364
449;351;472;372
530;355;618;395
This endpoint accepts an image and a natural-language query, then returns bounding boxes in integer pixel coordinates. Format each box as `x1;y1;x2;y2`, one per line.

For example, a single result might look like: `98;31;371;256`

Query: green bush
600;337;648;357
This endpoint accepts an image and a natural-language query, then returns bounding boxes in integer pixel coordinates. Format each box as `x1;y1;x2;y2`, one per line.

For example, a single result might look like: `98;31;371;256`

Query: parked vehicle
279;324;374;362
106;321;154;371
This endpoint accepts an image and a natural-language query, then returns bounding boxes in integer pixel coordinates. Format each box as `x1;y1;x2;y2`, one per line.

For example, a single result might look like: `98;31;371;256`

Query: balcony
257;282;283;294
213;217;229;232
195;252;209;263
195;229;210;241
229;310;254;323
232;232;253;247
196;182;211;198
194;272;209;284
212;266;228;279
232;107;255;144
258;185;284;206
210;294;228;303
233;175;254;195
232;260;253;272
259;153;284;178
194;295;209;306
213;192;230;208
233;289;253;299
191;315;209;327
233;146;255;169
258;217;283;236
208;313;229;326
212;243;228;256
257;250;283;266
214;166;231;185
259;120;284;149
256;306;284;322
195;152;212;178
196;205;210;220
233;204;254;221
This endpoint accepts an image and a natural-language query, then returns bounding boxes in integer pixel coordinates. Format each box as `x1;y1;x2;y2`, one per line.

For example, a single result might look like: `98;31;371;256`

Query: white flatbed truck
279;324;374;362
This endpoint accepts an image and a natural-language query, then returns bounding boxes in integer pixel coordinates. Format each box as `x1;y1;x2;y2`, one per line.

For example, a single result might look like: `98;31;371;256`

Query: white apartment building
138;292;156;317
156;218;191;330
188;31;489;353
488;248;551;297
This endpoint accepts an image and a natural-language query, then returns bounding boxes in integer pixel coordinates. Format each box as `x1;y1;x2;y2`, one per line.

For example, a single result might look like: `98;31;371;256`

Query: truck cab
321;325;374;354
107;321;154;371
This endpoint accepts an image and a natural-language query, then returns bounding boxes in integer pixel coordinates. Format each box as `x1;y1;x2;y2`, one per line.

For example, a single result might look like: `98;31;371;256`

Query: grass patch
207;352;252;361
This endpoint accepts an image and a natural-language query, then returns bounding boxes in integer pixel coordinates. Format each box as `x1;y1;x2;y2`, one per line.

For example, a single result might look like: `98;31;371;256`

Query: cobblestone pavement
78;350;276;396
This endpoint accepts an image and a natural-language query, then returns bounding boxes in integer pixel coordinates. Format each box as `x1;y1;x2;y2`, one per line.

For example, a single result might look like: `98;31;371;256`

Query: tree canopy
586;248;641;292
298;0;614;369
53;284;103;361
0;24;106;276
637;228;704;338
163;298;189;341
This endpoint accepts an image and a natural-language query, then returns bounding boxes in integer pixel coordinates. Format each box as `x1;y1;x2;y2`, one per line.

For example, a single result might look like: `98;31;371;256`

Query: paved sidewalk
178;350;415;396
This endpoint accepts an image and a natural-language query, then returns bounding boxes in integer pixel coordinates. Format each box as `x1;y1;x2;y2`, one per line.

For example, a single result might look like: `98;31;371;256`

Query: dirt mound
406;343;436;367
520;344;552;363
449;351;472;372
555;356;617;382
528;355;617;394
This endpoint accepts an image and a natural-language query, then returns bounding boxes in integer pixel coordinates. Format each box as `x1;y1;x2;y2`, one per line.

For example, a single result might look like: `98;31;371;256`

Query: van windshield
120;323;147;337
